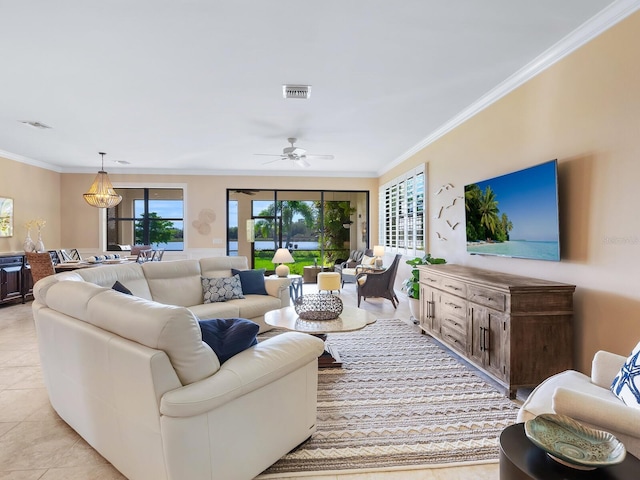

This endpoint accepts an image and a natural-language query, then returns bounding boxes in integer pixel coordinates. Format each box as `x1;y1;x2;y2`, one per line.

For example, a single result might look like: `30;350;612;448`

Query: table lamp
272;248;295;277
373;245;385;268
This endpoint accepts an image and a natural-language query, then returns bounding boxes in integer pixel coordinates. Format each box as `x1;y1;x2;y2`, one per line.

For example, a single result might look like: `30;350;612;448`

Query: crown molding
0;149;64;173
60;166;379;178
380;0;640;177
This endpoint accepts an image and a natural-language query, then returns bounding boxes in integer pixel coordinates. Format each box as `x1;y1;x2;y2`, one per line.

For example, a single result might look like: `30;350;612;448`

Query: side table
270;274;303;302
303;265;324;283
500;423;639;479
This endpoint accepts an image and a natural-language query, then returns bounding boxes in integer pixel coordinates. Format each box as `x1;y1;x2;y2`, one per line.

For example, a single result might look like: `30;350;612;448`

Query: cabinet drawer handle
444;284;461;291
444;302;461;309
477;294;493;302
479;326;490;352
444;318;461;329
425;277;437;283
484;327;489;352
444;334;460;345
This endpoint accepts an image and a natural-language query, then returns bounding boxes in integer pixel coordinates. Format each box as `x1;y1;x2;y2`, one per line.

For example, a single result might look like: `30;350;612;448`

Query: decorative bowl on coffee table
294;293;343;320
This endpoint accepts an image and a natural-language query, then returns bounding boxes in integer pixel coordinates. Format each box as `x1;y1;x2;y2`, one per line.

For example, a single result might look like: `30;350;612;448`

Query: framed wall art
0;197;14;237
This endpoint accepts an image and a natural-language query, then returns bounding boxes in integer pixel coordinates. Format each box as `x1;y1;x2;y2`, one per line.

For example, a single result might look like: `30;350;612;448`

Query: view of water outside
228;241;320;255
135;199;184;250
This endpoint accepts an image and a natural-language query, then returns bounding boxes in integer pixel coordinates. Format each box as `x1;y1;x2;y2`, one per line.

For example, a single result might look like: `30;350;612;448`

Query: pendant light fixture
83;152;122;208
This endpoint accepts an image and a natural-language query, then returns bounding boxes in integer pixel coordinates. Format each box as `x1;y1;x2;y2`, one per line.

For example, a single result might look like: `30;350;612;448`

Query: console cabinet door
0;262;23;302
469;304;507;382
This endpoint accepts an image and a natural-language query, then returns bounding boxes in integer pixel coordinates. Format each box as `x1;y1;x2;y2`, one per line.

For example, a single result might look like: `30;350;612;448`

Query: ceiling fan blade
306;154;335;160
254;153;284;157
295;158;311;168
262;158;282;165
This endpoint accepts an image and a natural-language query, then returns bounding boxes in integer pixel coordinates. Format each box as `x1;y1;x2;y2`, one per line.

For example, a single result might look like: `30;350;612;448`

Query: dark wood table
500;423;639;479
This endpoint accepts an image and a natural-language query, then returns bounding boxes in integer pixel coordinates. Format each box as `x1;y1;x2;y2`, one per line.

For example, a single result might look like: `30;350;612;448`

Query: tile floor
0;281;504;479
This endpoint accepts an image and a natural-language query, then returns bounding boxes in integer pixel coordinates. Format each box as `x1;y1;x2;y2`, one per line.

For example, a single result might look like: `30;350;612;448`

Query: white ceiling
1;0;635;178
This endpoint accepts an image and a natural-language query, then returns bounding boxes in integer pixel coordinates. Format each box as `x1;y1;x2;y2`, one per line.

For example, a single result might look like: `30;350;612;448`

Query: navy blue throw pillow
199;318;259;364
231;268;268;295
112;281;132;295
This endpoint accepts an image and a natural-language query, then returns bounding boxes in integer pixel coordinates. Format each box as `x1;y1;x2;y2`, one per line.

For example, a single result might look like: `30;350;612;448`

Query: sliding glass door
227;189;368;273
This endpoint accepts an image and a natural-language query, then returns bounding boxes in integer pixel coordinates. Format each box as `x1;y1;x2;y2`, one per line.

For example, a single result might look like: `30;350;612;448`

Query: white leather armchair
518;350;640;457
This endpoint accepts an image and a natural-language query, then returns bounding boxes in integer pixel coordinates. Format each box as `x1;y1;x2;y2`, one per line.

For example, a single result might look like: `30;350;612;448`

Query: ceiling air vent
282;84;311;99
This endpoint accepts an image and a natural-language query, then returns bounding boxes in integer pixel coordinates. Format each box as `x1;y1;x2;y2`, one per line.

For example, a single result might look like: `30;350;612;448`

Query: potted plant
402;254;446;322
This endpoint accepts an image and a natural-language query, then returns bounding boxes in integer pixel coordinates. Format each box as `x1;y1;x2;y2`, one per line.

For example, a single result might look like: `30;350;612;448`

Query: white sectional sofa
60;256;288;332
31;257;325;480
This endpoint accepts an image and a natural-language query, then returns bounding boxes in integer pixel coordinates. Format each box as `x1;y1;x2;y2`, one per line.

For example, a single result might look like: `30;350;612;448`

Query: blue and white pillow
611;341;640;409
202;275;244;303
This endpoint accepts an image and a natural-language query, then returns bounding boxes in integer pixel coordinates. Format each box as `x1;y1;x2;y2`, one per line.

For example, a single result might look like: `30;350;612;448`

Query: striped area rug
257;318;520;477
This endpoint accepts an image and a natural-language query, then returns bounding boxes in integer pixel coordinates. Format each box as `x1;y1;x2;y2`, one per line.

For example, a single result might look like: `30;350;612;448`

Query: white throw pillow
611;341;640;409
361;255;375;265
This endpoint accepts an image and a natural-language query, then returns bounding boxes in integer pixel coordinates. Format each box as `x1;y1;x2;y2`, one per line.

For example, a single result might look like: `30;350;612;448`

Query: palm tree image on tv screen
464;160;560;261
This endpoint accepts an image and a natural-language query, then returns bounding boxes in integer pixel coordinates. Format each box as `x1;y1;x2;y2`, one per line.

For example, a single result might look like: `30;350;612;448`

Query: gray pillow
202;275;244;303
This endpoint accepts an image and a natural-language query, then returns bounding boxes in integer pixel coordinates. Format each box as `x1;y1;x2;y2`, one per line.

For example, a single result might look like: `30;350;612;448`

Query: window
379;165;425;256
106;188;184;250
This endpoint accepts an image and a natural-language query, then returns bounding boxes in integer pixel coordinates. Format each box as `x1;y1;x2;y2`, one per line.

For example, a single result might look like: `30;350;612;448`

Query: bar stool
317;272;341;294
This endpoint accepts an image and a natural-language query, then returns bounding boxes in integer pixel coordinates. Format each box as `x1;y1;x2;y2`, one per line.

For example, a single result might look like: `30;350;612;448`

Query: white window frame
379;164;426;257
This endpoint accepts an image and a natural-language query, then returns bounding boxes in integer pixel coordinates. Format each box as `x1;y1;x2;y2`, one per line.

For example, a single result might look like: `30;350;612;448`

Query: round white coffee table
264;305;376;367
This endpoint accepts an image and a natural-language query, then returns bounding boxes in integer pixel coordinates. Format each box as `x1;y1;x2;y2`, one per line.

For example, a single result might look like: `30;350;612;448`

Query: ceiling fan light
83;153;122;208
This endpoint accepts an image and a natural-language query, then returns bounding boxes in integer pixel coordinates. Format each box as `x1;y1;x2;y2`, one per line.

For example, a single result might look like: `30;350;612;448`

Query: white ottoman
317;272;341;293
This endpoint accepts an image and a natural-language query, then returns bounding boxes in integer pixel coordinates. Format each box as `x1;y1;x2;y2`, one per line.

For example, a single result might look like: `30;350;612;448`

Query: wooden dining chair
136;249;154;263
26;252;56;285
48;250;61;265
59;248;82;261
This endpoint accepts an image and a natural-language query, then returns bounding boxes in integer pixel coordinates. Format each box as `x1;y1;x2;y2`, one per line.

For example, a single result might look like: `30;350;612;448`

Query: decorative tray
524;413;626;470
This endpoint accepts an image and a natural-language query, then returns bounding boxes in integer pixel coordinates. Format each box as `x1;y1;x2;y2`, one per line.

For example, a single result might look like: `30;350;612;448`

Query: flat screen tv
464;159;560;261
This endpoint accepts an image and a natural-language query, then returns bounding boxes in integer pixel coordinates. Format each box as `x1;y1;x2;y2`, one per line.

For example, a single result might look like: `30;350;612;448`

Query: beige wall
0;157;61;253
59;172;378;251
382;11;640;372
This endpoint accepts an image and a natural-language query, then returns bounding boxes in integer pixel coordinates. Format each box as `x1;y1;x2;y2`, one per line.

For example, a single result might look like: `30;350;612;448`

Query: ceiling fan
254;138;334;167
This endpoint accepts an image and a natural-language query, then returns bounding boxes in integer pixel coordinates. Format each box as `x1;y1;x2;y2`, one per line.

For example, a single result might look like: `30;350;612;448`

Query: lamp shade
373;245;385;257
83;153;122;208
272;248;295;277
272;248;294;264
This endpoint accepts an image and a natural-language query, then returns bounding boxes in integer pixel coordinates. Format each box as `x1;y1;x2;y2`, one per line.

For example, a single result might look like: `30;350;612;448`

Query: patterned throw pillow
202;275;244;303
611;341;640;409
